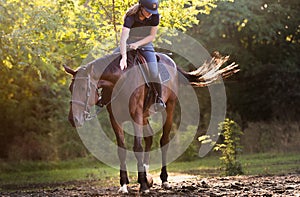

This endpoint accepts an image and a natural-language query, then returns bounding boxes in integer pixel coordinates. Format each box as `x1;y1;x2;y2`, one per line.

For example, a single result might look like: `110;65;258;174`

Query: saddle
134;50;170;85
96;51;170;110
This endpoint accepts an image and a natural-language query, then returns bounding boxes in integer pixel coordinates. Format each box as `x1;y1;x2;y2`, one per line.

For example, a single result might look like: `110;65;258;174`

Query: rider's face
141;7;152;18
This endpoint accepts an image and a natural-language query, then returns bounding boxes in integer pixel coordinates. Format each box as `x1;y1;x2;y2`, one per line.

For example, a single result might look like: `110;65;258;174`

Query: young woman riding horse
115;0;165;111
64;0;239;194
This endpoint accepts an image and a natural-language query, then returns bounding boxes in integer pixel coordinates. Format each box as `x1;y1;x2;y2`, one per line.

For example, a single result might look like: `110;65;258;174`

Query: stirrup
96;99;104;108
154;97;166;112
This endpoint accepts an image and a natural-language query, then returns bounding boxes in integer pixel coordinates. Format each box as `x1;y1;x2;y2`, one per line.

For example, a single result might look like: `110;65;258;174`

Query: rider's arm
130;26;158;49
120;27;130;58
119;27;130;70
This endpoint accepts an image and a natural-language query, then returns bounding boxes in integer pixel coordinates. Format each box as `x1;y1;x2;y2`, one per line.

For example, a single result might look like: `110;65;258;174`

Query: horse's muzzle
68;111;84;128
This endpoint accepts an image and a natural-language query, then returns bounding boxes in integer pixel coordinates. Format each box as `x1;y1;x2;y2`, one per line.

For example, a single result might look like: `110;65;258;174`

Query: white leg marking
162;181;171;189
118;184;128;193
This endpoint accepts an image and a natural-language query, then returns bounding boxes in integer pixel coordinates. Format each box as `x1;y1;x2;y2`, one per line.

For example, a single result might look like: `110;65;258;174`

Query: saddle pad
158;63;170;83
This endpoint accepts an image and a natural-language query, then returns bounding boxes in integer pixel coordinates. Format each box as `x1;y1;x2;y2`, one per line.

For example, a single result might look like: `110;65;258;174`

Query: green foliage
2;0;298;162
159;0;217;31
0;0;222;161
194;0;300;121
0;0;107;160
216;119;243;176
242;121;300;153
199;119;244;176
175;125;200;162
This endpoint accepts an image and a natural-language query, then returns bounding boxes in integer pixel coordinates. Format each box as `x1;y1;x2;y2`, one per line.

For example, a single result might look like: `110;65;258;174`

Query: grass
168;152;300;177
241;152;300;175
0;157;119;187
0;152;299;191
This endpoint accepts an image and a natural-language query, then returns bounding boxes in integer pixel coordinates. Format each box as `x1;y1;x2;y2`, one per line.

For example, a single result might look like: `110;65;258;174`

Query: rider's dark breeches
114;44;159;82
139;48;159;81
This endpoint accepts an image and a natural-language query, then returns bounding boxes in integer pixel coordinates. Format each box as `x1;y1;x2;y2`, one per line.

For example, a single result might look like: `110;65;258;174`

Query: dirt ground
1;173;299;196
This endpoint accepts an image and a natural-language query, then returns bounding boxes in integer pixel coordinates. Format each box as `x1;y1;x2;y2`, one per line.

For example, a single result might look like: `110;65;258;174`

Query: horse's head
64;64;99;127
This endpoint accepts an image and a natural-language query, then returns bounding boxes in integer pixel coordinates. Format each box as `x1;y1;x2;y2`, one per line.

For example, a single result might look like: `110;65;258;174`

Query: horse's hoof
146;174;153;188
140;189;150;194
118;184;128;193
140;182;150;193
162;181;172;189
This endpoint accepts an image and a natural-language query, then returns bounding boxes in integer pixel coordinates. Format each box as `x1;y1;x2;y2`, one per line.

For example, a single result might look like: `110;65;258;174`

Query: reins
71;48;163;121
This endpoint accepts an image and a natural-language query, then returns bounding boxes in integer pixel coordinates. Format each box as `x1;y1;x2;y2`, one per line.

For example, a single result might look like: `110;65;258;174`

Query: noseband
70;74;99;121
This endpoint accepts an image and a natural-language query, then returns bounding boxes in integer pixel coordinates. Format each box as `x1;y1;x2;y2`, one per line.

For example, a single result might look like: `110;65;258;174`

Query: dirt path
1;173;299;196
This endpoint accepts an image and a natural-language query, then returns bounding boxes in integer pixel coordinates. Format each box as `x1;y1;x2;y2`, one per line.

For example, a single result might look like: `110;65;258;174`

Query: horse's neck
91;51;141;80
91;53;122;80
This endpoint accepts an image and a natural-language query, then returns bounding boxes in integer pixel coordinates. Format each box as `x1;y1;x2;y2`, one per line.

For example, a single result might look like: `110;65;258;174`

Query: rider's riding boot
153;82;166;112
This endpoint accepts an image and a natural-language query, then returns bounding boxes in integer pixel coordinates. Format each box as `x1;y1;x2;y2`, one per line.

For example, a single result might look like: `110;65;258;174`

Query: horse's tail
176;54;239;87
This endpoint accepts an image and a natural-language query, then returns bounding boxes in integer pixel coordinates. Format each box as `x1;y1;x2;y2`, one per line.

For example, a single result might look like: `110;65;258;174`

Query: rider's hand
120;57;127;70
129;43;139;50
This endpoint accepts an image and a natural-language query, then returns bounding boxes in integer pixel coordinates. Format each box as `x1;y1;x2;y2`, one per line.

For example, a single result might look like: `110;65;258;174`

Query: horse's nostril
73;117;83;127
68;115;80;127
74;117;79;124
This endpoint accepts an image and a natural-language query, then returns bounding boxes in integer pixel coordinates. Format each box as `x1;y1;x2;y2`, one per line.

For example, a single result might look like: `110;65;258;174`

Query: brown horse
64;50;238;193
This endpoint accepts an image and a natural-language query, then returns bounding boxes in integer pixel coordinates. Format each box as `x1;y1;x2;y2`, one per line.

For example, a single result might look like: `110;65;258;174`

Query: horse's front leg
107;108;129;193
132;114;149;193
143;119;153;167
143;119;154;187
160;99;176;189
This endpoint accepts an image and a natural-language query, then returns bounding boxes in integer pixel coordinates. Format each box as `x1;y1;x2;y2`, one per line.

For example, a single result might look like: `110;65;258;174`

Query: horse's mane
79;51;137;77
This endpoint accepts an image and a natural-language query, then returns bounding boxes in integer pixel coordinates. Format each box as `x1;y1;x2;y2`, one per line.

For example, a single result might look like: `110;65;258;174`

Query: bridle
70;71;125;122
70;73;100;121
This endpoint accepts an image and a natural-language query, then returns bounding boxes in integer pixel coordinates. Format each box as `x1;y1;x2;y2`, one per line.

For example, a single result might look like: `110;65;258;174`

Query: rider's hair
124;3;141;18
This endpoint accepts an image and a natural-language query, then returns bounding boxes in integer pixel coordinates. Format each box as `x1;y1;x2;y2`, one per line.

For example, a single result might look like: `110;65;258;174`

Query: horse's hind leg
108;110;129;193
160;99;176;189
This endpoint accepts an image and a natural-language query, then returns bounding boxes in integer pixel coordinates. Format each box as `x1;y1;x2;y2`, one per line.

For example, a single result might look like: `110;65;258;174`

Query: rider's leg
141;49;166;111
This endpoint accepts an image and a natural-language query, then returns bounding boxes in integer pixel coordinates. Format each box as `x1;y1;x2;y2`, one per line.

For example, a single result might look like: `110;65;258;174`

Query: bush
242;121;300;153
8;132;56;161
175;125;200;162
216;119;243;176
199;118;244;176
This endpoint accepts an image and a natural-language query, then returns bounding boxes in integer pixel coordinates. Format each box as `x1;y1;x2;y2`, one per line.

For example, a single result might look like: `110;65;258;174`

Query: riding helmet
139;0;159;14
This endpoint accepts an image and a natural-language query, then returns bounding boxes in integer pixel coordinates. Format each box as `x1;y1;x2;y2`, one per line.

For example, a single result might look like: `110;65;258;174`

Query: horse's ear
63;64;77;76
